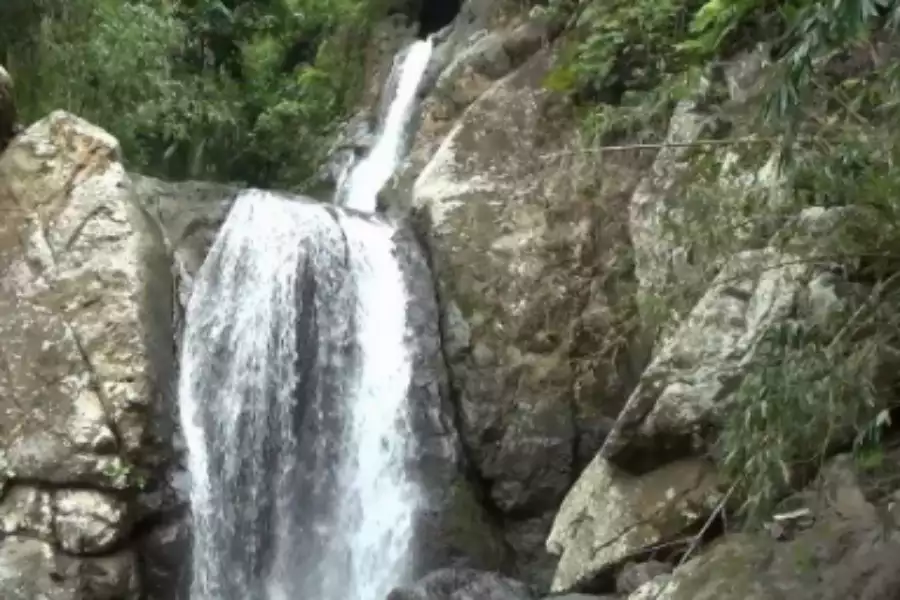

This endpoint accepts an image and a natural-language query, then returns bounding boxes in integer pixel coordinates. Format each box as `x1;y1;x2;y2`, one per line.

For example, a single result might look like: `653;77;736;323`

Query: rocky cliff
3;0;900;598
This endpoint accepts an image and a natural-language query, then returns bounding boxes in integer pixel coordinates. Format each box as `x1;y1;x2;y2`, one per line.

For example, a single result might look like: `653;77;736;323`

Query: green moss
444;479;508;570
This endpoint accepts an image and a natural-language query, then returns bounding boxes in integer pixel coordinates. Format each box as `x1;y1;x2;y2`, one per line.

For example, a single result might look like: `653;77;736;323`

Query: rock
431;10;560;115
388;568;537;600
0;486;127;554
0;537;139;600
412;48;643;579
317;113;375;198
547;596;621;600
135;515;191;600
0;65;16;151
628;92;714;317
504;515;558;585
602;203;869;472
359;14;419;110
721;46;769;104
388;8;563;214
601;246;810;469
616;561;672;594
0;486;55;540
129;173;239;296
547;456;720;593
0;111;173;486
0;111;183;598
626;456;900;600
628;50;782;329
128;173;240;424
392;220;508;574
54;489;129;554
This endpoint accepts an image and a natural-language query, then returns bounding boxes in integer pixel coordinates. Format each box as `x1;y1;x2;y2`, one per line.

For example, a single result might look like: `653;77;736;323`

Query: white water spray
178;39;433;600
332;215;420;599
178;192;343;599
342;38;434;213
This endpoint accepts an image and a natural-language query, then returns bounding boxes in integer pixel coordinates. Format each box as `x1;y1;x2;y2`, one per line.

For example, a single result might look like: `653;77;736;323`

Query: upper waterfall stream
341;38;433;213
178;38;434;600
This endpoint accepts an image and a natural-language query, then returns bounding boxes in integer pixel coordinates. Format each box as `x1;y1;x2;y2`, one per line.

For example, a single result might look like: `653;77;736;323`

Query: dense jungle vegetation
0;0;390;188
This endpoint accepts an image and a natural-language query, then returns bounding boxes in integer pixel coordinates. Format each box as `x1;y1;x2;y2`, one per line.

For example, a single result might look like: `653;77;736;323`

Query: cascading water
178;37;434;600
178;194;349;599
341;38;434;213
179;190;421;600
179;36;431;600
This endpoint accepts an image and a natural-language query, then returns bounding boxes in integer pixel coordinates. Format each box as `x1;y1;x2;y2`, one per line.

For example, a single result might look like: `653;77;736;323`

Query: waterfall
178;37;434;600
341;38;434;213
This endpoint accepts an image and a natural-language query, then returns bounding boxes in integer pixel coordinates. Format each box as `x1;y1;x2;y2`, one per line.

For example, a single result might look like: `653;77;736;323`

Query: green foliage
604;37;900;523
693;65;900;524
101;456;149;489
551;0;900;141
565;0;690;93
718;321;885;523
0;0;389;189
545;0;706;141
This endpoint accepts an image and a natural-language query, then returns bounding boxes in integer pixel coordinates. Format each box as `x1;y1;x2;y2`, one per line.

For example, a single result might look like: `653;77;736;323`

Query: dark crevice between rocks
132;497;191;599
407;208;517;567
566;386;582;494
128;189;183;467
127;190;192;598
415;0;462;38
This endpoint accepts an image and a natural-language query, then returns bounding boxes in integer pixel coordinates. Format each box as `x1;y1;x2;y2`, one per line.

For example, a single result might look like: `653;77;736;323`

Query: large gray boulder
0;111;171;488
411;48;645;579
602;207;878;471
0;111;180;598
547;456;720;593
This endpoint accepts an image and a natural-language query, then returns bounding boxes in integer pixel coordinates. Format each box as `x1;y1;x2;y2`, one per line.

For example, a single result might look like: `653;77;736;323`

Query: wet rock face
135;515;191;600
0;111;182;599
387;568;537;600
412;48;644;581
129;174;240;302
392;221;510;575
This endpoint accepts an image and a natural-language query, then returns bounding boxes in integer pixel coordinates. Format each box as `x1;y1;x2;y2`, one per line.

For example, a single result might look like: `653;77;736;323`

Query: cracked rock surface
546;456;720;592
410;47;644;582
0;111;179;599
